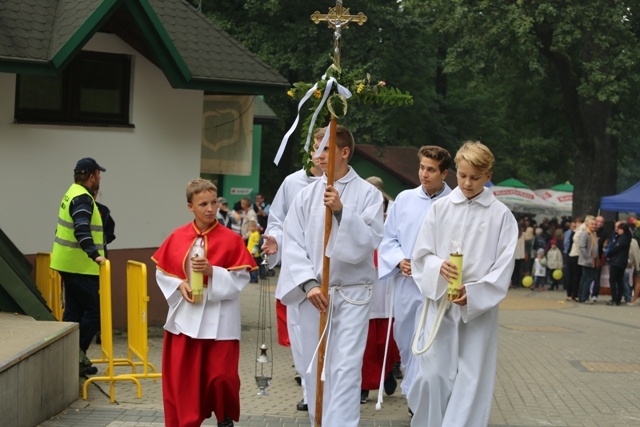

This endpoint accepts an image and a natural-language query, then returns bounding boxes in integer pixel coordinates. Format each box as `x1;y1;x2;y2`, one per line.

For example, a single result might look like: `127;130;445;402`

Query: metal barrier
124;260;161;379
35;253;63;320
83;260;142;402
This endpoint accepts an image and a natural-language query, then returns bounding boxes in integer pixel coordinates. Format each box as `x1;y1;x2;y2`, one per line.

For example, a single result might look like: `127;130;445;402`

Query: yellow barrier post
83;260;142;402
36;253;63;320
125;260;161;379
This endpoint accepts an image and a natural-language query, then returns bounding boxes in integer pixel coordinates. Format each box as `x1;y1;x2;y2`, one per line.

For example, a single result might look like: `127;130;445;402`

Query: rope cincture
412;295;450;356
375;278;395;410
305;283;372;382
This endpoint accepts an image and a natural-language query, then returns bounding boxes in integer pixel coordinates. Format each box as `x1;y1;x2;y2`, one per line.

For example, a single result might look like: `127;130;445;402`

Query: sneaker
360;389;369;404
296;399;308;411
627;300;640;306
591;296;598;303
217;416;234;427
584;299;594;304
383;370;397;396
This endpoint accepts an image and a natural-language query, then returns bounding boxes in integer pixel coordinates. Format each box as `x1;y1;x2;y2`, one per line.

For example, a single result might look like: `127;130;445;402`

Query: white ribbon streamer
312;79;353;158
304;77;336;153
273;76;353;165
273;82;319;165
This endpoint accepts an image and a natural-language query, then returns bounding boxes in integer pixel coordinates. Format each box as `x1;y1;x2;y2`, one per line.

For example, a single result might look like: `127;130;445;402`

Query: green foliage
194;0;640;211
287;63;412;171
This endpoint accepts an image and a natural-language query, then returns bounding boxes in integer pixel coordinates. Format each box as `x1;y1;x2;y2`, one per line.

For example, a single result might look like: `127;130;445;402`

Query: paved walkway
39;278;640;426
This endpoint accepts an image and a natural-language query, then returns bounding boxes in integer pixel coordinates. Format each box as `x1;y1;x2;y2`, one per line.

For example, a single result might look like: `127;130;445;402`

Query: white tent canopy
490;186;560;217
534;189;573;217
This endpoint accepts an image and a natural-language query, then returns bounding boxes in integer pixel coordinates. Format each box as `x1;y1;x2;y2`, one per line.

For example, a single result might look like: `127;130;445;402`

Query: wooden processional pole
310;2;366;426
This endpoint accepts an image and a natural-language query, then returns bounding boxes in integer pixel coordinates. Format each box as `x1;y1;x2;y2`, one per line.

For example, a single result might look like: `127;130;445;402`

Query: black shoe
360;389;369;404
392;361;403;379
408;407;414;418
80;365;98;376
218;416;234;427
294;374;301;386
296;399;308;411
383;370;397;395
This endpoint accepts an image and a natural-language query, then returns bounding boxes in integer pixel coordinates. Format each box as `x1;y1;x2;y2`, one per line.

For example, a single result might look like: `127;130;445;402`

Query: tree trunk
572;100;617;217
534;24;617;218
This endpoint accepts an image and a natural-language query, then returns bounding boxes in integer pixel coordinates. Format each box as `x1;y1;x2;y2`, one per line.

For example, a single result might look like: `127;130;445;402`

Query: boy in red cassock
152;178;257;427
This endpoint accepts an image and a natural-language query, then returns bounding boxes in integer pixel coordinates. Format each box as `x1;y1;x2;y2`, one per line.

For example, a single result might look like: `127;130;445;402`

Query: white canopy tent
490;186;560;217
534;188;573;217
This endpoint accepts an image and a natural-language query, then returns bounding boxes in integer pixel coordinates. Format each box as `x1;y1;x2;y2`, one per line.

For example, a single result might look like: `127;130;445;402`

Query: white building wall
0;33;204;254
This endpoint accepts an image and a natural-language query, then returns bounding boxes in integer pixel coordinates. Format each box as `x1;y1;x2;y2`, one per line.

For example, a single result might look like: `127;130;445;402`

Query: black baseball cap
74;157;106;173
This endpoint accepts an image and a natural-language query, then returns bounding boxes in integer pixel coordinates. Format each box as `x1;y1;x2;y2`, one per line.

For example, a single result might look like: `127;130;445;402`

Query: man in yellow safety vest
51;157;107;376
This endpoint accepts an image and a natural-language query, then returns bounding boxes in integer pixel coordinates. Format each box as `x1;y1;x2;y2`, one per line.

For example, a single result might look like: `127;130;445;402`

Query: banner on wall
200;95;254;176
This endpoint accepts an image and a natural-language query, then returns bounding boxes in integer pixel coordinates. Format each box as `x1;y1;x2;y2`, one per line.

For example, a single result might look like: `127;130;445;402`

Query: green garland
287;63;413;171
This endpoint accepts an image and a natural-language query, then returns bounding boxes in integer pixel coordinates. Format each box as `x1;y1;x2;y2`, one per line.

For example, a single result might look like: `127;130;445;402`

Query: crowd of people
510;213;640;307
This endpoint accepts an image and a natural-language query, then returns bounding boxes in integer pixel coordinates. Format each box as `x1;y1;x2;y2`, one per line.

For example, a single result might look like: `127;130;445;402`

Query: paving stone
37;283;640;426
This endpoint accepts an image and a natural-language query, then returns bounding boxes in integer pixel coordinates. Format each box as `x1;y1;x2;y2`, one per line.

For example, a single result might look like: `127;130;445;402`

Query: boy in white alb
378;146;452;403
410;142;518;426
277;125;384;427
261;159;323;411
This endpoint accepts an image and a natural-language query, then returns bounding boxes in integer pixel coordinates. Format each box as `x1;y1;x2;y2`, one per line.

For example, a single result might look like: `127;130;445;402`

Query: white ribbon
312;80;352;159
273;76;352;165
273;81;319;165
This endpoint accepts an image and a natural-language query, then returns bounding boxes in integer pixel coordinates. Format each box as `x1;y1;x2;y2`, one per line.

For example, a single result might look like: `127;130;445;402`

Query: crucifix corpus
310;2;366;426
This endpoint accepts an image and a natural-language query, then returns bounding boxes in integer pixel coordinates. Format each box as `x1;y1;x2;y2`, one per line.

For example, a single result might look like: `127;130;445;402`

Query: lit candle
190;251;204;303
448;240;463;301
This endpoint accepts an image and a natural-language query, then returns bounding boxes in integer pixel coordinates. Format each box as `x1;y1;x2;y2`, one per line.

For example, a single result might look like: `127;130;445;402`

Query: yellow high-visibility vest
50;183;104;275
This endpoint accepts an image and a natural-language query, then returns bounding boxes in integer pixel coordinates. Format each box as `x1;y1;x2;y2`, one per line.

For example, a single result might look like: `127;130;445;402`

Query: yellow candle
448;253;463;301
191;259;203;303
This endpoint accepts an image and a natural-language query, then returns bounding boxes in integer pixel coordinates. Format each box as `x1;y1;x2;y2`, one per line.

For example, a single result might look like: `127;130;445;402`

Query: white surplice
378;184;451;395
279;166;384;427
156;239;250;339
264;168;319;383
409;187;518;427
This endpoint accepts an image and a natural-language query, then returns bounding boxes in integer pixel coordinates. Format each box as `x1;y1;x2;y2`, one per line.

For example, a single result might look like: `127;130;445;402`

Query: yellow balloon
553;269;563;281
522;275;533;287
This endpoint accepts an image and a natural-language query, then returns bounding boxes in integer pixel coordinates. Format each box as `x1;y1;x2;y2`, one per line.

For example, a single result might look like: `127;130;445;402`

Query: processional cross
310;1;367;69
309;2;366;426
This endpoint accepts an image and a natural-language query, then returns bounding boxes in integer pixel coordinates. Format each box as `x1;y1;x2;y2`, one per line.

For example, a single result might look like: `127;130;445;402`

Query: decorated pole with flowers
309;4;367;426
274;3;412;425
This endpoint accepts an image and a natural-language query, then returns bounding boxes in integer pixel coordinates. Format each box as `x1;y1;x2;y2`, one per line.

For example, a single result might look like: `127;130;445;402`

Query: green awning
496;178;529;189
551;182;573;192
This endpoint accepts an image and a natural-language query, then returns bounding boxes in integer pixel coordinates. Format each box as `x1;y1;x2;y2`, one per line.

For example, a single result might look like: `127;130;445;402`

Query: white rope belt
306;283;373;382
375;279;395;410
412;296;451;356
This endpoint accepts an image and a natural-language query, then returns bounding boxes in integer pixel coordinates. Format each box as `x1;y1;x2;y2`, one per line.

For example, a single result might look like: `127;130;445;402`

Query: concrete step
0;312;79;427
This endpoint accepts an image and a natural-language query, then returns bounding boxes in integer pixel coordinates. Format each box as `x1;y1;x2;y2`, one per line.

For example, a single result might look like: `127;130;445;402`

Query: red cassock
153;221;256;426
276;299;290;347
361;249;401;390
361;318;401;390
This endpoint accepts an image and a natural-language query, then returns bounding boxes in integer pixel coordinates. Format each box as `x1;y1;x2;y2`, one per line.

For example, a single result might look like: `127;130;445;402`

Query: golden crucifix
310;0;367;68
309;2;367;427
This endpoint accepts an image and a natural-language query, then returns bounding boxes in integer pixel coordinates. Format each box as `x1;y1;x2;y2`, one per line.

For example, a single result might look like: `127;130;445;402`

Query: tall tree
404;0;640;216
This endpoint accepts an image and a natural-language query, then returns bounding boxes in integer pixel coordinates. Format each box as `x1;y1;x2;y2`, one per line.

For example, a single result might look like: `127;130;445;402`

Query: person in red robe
152;178;257;427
